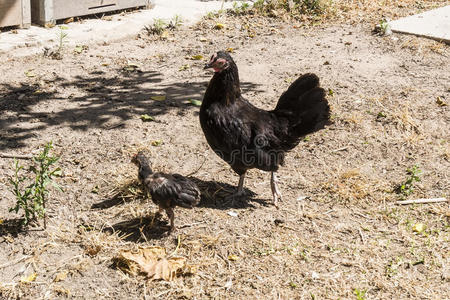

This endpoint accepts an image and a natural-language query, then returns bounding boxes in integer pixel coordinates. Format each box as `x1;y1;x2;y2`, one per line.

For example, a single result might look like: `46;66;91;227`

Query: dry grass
1;1;449;299
229;0;450;24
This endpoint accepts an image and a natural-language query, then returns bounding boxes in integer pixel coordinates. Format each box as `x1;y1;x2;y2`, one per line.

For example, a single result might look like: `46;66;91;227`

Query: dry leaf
151;95;166;101
20;273;37;283
53;270;69;282
436;96;447;106
191;55;203;60
53;286;70;296
188;99;202;106
115;247;187;281
84;245;102;257
160;30;169;39
412;223;426;233
214;23;225;30
179;64;190;71
140;114;155;122
123;63;140;72
145;257;186;281
228;254;239;261
24;70;35;77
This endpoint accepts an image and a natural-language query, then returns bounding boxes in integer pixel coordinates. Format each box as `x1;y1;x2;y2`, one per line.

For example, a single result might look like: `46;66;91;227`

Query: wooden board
0;0;31;28
31;0;152;25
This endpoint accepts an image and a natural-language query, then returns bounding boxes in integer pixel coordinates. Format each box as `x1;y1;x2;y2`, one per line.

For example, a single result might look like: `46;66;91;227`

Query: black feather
200;51;330;176
132;151;201;229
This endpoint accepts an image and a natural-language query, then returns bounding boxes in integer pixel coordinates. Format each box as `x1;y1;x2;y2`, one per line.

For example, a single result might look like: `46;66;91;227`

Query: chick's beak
204;62;213;69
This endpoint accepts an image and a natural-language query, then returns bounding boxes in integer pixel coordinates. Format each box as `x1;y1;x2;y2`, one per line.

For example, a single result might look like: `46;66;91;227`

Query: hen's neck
204;63;241;106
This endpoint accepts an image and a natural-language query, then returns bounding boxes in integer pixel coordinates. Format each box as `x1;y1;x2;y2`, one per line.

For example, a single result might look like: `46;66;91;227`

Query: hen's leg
236;173;245;195
224;173;246;202
270;172;282;208
166;207;176;232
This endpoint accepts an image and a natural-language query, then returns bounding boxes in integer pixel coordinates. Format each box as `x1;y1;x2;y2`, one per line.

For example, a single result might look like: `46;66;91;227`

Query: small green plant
57;26;68;52
250;0;330;16
301;0;323;13
231;1;250;15
205;11;217;19
375;18;392;35
144;18;167;35
253;0;267;12
353;288;366;300
44;26;68;59
9;142;62;228
396;165;422;198
145;15;183;36
168;15;183;29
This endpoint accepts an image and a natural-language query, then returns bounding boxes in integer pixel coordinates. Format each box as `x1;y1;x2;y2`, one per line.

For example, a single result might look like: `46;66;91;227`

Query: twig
396;198;447;205
154;290;170;298
168;235;181;258
0;255;32;269
0;153;33;159
139;225;150;244
178;221;206;229
187;154;207;176
104;122;126;130
331;146;349;153
278;224;298;232
358;228;365;244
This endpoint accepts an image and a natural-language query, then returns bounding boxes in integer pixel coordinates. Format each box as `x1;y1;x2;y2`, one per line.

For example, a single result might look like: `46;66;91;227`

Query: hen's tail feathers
276;73;320;111
274;73;330;149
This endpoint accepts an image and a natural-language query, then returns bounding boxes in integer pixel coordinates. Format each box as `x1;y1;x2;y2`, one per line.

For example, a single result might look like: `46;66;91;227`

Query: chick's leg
150;206;164;228
166;207;176;232
271;172;282;208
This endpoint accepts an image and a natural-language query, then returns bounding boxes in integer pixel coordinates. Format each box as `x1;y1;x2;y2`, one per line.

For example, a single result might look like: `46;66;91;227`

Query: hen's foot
271;172;282;209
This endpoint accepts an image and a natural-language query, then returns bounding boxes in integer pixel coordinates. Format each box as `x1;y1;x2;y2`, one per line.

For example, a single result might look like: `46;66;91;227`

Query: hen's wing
202;98;285;172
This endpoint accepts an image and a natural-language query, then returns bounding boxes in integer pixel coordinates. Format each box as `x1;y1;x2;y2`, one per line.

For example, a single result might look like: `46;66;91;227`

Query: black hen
200;51;330;207
132;151;201;231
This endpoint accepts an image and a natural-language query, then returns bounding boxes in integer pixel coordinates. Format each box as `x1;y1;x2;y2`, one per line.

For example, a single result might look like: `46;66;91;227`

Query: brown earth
1;2;449;299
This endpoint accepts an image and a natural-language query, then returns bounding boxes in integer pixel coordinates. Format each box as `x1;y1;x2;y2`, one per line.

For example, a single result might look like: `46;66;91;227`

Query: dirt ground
1;1;449;299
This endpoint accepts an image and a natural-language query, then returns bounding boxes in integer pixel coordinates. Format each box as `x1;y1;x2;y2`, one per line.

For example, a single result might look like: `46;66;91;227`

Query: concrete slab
389;5;450;44
0;0;238;56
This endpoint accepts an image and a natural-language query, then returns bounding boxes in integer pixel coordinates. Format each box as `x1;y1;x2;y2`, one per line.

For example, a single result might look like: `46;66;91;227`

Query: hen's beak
204;62;212;69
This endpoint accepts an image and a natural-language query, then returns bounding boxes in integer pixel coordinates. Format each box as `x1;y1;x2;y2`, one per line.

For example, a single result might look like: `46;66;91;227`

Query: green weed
144;18;167;35
396;165;422;198
354;288;366;300
9;142;62;228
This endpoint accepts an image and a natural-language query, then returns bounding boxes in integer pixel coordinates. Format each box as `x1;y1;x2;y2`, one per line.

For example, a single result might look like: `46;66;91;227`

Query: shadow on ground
0;218;46;237
0;68;263;150
91;176;270;242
